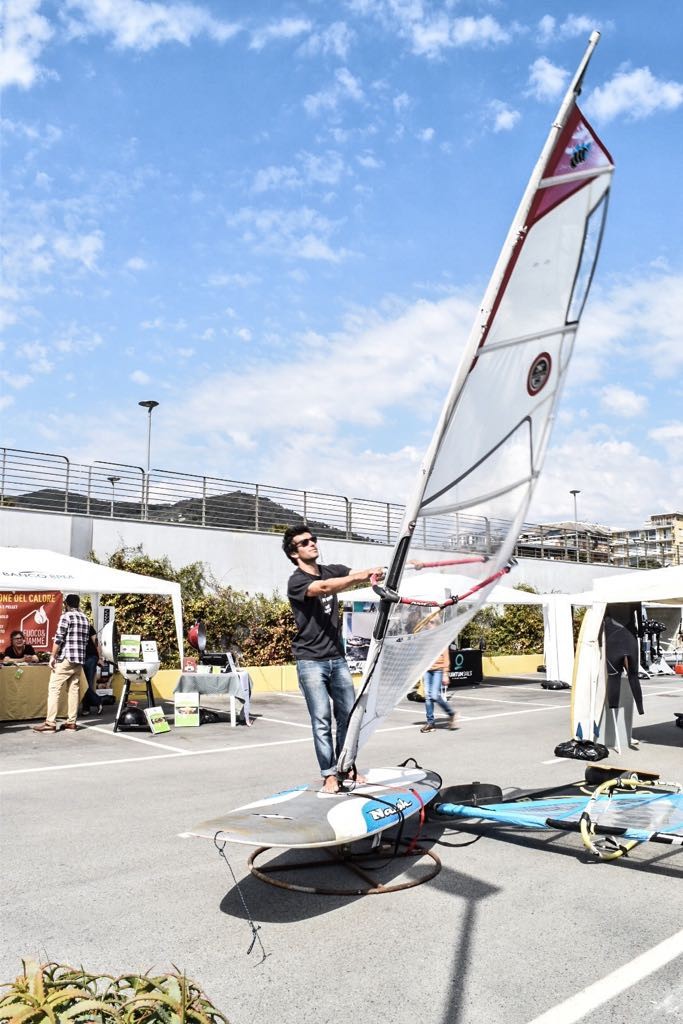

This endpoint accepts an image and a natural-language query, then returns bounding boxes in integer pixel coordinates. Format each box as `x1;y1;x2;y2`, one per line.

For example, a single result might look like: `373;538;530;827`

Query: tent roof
0;547;180;597
348;571;548;606
591;565;683;606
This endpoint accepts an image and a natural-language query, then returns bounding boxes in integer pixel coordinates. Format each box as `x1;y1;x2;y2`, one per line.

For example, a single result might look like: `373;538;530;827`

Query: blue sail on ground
436;791;683;847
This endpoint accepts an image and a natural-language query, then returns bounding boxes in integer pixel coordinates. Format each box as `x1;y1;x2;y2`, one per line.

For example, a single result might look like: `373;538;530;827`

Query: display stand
113;661;160;732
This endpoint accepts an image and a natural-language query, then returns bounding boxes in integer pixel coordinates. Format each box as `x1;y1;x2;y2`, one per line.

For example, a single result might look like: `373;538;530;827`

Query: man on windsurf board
283;524;385;793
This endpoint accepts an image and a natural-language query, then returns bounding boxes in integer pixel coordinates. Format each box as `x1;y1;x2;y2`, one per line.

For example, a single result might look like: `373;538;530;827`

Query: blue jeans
296;658;356;777
82;655;102;709
424;669;454;726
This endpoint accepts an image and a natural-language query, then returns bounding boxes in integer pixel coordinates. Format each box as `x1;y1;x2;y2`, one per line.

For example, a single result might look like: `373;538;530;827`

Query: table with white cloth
174;671;252;727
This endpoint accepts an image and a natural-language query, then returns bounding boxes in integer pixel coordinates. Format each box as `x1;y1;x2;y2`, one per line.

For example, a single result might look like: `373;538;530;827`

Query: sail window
567;193;608;324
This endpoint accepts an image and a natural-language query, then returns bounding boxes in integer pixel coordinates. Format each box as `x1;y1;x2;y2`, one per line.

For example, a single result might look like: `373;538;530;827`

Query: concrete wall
1;504;628;597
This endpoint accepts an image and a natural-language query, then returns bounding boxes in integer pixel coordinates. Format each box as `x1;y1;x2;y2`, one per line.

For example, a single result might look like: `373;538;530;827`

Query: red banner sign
0;592;64;652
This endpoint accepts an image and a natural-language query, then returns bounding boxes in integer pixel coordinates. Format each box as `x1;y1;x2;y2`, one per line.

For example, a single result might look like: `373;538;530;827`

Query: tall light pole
138;400;159;519
106;476;120;518
570;489;581;563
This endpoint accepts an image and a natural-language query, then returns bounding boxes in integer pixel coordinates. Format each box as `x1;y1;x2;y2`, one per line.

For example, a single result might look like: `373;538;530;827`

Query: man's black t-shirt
2;643;36;659
287;563;350;660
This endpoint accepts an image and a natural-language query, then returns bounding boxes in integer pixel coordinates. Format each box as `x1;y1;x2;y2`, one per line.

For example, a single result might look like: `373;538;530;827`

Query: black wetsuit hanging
603;613;644;715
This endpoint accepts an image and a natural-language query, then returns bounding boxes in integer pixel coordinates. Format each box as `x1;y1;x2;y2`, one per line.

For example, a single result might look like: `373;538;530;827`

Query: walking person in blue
420;646;459;733
283;524;384;793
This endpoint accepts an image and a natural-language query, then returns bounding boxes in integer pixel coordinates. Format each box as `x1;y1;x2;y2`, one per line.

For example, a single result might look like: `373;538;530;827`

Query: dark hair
10;630;24;641
282;523;311;564
65;594;80;608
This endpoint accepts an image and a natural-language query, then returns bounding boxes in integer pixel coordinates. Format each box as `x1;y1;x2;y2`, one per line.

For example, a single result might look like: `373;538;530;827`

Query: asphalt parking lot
1;674;681;1024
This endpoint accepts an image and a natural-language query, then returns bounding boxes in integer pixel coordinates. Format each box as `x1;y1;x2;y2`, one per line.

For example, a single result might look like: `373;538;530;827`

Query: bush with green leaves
0;959;229;1023
96;547;296;669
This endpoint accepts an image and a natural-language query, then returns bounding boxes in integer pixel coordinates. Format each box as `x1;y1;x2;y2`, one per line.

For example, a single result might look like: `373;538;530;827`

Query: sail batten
337;34;614;776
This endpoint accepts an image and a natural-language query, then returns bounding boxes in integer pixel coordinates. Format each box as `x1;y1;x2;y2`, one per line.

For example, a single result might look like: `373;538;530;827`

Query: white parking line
0;700;568;777
0;736;314;776
525;928;683;1024
444;693;551;707
258;716;312;729
87;724;190;753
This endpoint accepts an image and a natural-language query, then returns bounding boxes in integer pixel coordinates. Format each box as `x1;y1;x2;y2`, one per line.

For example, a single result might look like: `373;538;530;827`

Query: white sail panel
338;38;614;775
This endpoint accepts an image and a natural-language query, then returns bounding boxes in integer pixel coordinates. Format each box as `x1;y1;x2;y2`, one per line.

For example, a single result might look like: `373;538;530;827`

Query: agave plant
0;961;229;1023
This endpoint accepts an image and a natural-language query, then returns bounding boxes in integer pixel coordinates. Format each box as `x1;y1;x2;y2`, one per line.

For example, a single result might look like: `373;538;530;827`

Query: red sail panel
531;106;614;224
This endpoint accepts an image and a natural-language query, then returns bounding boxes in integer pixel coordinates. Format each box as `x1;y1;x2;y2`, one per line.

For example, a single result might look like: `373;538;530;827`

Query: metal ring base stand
247;838;442;896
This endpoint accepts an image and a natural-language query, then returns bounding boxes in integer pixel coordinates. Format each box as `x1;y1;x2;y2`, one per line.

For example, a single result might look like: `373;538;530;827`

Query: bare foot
321;776;340;794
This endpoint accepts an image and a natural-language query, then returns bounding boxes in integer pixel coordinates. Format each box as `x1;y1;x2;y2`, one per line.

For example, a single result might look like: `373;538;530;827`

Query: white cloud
249;17;311;51
130;369;151;384
64;0;241;51
649;423;683;447
488;101;520;133
159;293;475;500
586;66;683;123
417;127;435;142
530;432;667;528
527;57;568;102
34;171;52;189
235;327;252;342
53;231;103;271
54;324;104;353
0;0;54;89
357;153;382;169
18;341;53;374
177;347;195;358
599;385;647;418
0;395;15;413
393;92;411;114
206;272;259;288
228;205;349;263
125;256;149;271
252;164;301;193
304;67;363;117
298;21;354;60
0;369;32;389
537;14;602;45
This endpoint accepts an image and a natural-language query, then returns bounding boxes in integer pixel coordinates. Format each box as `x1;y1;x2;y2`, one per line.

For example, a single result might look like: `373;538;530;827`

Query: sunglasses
294;535;317;549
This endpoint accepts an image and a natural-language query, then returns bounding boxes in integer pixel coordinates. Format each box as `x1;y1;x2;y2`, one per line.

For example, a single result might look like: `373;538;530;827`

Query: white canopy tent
0;547;184;662
347;572;574;684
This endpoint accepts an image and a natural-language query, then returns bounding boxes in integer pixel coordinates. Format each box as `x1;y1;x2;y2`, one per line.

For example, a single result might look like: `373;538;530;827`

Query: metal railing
0;446;670;567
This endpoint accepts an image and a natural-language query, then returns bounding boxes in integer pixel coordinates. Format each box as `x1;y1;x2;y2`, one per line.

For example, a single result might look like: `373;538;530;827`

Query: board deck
570;602;606;742
188;766;442;849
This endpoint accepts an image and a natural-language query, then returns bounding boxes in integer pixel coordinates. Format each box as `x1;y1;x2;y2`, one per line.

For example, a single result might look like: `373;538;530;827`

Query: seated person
2;630;40;664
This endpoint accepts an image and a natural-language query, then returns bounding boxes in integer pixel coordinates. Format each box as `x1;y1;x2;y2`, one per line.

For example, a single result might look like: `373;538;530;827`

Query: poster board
144;707;170;734
0;591;63;653
175;691;200;727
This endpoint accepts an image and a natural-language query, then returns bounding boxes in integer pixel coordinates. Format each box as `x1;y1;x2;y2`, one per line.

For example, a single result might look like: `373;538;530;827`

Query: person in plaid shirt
33;594;90;733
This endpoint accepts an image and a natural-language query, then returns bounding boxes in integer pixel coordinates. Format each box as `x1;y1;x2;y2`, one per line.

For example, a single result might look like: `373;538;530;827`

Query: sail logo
527;353;552;396
569;140;592;168
368;797;412;821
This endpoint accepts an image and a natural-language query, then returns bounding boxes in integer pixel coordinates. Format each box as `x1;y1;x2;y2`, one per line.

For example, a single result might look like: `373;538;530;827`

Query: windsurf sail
338;32;614;776
436;777;683;860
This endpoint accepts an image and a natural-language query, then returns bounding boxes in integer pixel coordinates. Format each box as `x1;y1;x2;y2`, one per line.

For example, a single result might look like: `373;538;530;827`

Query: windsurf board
188;765;442;849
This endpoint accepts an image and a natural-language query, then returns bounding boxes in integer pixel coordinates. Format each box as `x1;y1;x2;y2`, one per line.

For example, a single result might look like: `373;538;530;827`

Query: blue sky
1;1;682;529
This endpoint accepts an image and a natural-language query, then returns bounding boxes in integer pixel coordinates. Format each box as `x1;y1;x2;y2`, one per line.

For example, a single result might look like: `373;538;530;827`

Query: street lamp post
107;475;121;518
570;489;581;563
138;400;159;519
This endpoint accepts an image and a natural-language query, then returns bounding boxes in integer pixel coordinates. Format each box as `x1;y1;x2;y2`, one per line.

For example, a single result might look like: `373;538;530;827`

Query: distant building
610;512;683;568
516;521;611;563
